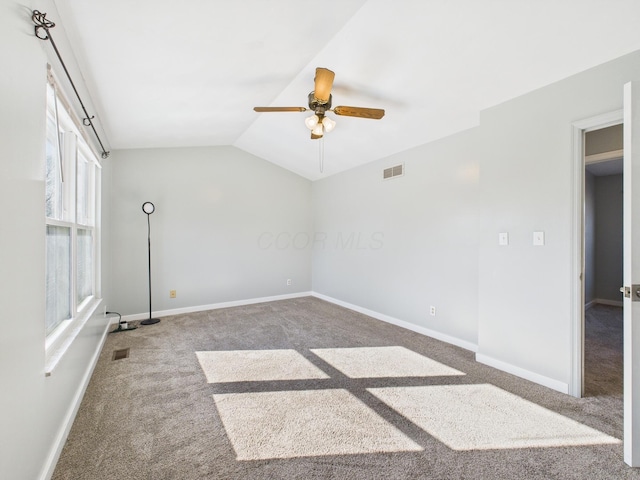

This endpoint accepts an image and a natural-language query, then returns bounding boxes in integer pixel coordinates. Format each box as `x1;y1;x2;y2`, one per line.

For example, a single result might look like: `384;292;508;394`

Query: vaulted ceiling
53;0;640;180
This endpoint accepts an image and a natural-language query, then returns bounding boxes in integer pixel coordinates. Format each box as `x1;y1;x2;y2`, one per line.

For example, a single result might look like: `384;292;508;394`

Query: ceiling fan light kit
305;114;320;129
311;122;324;136
254;67;385;140
322;116;336;132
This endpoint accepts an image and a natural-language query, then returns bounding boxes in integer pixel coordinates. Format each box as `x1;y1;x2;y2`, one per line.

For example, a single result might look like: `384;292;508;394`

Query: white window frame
45;70;102;374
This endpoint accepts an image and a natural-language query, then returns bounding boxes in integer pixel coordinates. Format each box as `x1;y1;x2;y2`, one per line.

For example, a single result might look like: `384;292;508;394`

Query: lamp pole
141;202;160;325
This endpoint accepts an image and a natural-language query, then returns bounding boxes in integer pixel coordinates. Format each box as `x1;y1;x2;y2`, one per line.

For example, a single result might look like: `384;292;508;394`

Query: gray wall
110;146;312;315
478;51;639;388
0;2;112;479
585;171;596;305
312;128;480;347
314;50;640;391
595;174;624;302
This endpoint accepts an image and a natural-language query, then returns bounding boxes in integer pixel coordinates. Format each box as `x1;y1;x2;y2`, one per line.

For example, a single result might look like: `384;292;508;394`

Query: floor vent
383;163;404;180
112;348;130;361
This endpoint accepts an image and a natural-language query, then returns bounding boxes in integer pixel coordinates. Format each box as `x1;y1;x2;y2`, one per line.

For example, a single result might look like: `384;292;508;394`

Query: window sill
45;297;103;377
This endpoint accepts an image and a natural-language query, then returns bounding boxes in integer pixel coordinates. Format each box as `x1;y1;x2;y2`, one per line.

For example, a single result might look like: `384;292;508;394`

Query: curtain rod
32;10;110;159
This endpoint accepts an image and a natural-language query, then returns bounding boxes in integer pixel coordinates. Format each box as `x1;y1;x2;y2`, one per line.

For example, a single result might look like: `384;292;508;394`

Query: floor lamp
141;202;160;325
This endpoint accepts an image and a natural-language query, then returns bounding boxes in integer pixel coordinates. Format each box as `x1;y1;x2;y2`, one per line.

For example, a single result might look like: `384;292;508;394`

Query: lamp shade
142;201;155;214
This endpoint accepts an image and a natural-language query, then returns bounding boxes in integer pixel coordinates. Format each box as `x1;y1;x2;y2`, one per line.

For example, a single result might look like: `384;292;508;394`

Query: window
45;79;101;343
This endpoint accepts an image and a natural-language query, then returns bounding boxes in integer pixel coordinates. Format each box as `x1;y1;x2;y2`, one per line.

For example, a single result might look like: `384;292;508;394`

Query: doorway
573;84;640;467
571;109;623;400
583;124;623;397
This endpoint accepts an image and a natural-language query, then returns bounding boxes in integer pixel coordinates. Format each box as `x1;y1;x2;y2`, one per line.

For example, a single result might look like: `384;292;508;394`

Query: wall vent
112;348;130;361
383;163;404;180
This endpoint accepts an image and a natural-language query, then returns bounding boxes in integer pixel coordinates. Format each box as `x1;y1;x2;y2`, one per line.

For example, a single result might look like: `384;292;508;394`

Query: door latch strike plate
621;285;640;300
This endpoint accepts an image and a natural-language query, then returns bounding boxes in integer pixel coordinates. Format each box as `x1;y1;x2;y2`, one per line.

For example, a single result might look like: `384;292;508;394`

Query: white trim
39;313;112;480
119;292;313;322
310;292;478;352
476;353;569;394
586;299;624;309
570;109;624;398
594;298;624;308
570;121;585;398
45;297;102;375
585;149;623;165
572;110;624;131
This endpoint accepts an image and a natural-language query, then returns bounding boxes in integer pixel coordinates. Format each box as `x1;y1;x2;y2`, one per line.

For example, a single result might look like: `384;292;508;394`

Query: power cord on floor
107;311;137;333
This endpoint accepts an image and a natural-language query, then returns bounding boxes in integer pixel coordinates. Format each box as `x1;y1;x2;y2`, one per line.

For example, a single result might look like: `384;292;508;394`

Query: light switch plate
498;232;509;246
533;231;545;246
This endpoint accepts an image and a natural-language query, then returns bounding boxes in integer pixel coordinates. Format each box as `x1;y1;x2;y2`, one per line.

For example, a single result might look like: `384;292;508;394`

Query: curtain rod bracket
31;10;110;160
32;10;54;40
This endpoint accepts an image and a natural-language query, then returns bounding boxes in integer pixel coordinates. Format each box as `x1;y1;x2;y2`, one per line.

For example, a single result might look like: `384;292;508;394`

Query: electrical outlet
170;290;176;298
286;279;292;286
430;306;436;316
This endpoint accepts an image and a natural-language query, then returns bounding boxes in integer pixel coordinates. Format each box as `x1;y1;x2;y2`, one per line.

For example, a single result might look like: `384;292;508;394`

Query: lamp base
140;318;160;325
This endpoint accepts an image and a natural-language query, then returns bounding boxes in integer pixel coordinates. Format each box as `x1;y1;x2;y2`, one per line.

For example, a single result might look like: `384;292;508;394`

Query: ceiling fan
253;67;385;139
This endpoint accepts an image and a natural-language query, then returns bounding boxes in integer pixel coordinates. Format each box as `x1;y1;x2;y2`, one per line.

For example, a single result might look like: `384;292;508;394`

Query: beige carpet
52;297;636;479
196;349;329;383
213;389;422;460
368;384;619;451
310;346;465;378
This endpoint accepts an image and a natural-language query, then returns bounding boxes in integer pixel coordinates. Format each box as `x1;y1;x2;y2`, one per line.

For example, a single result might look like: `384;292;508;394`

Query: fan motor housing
308;92;332;113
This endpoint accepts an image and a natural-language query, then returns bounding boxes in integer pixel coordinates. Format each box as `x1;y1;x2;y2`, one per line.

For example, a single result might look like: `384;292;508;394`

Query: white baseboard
476;353;569;394
311;292;478;353
594;298;623;308
585;299;596;310
120;291;313;322
40;315;112;480
119;292;569;397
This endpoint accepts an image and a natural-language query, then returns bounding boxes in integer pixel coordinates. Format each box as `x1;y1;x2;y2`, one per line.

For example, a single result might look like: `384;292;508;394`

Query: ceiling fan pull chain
319;137;324;173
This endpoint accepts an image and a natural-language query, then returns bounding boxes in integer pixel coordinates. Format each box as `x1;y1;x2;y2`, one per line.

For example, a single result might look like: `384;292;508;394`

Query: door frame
570;109;623;398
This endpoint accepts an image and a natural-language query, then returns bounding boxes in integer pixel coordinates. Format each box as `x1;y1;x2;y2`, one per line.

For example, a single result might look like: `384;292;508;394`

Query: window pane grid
76;151;95;227
77;228;94;305
45;113;62;220
45;225;71;335
45;78;99;340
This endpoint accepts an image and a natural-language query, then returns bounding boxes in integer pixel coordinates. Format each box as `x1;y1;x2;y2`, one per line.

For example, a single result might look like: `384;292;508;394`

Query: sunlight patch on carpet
212;389;423;460
368;384;621;451
310;346;464;378
196;349;329;383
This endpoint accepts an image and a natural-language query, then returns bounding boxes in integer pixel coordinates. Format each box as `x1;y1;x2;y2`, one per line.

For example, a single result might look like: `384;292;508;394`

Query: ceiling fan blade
333;106;385;119
253;107;307;112
311;132;323;140
313;68;335;104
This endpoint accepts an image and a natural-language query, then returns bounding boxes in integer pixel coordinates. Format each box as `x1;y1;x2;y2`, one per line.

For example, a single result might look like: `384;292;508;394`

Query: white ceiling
53;0;640;180
586;158;623;176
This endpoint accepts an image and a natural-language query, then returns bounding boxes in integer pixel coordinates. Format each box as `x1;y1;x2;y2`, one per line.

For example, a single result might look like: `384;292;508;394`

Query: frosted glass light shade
305;115;319;129
322;116;336;133
312;123;324;136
